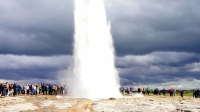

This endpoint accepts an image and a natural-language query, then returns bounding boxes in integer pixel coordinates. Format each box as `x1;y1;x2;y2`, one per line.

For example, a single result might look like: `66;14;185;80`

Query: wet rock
109;98;116;100
149;99;154;101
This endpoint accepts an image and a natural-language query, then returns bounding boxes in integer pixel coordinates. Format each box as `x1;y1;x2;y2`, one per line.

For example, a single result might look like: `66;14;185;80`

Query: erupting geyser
69;0;121;99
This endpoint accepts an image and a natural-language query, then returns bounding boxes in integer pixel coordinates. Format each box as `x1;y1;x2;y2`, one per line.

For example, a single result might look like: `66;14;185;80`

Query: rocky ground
0;94;200;112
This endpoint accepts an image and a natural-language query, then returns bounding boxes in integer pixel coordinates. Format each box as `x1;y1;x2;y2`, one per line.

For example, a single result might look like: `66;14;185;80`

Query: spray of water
61;0;121;99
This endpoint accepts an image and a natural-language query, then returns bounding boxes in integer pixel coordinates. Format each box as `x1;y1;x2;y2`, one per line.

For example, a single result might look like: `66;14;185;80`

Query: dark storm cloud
0;68;56;80
106;0;200;56
116;52;200;68
1;0;200;56
0;55;72;81
116;52;200;86
0;0;74;55
119;66;200;87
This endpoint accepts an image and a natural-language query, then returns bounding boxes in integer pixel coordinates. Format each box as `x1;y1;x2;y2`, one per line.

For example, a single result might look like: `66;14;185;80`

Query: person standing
36;84;39;95
126;87;130;95
9;84;14;96
130;87;133;95
42;83;45;95
162;88;166;96
169;88;173;97
26;84;29;95
196;89;199;98
39;84;41;94
17;84;20;95
6;82;9;96
32;84;36;95
193;89;196;98
143;88;146;95
139;88;143;94
147;87;150;95
173;89;176;96
0;84;2;97
198;89;200;98
20;84;24;94
29;84;32;95
138;88;140;93
120;87;124;95
180;89;184;97
3;83;7;96
13;83;16;96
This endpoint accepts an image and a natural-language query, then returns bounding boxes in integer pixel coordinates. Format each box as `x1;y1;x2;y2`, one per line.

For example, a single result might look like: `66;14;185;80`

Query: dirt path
64;100;94;112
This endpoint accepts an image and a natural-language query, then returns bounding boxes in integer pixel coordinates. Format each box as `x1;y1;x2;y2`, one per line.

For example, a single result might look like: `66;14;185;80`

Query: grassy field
182;90;193;96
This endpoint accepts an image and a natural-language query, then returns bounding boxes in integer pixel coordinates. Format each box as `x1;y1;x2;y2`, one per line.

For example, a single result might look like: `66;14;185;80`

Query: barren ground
0;94;200;112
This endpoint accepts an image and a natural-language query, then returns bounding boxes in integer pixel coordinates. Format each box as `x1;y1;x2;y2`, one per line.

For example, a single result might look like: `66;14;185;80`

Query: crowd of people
1;82;200;98
120;87;200;98
0;82;67;98
193;89;200;98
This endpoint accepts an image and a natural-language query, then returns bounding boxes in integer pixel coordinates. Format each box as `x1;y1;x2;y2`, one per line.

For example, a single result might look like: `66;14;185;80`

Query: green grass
182;90;193;96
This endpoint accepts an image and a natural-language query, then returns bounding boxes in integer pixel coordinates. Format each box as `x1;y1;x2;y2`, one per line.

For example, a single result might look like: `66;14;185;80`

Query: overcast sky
0;0;200;90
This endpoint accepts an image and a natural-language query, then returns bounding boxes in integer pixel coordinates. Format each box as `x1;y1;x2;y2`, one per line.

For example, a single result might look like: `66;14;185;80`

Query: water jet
64;0;121;99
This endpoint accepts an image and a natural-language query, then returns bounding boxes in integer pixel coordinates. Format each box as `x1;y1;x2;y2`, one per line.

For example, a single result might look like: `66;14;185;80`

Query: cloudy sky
0;0;200;90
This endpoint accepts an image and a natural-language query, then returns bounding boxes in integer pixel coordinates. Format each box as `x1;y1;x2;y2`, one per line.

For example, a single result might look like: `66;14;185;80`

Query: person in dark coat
138;88;140;93
162;88;166;95
180;89;184;97
193;89;196;98
147;87;150;95
0;84;3;97
196;89;199;98
29;84;32;95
